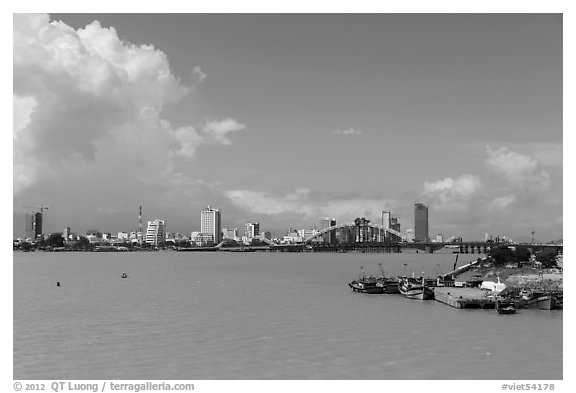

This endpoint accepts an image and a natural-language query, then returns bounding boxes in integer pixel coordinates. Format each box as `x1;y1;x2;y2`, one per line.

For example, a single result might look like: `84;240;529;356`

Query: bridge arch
304;220;407;244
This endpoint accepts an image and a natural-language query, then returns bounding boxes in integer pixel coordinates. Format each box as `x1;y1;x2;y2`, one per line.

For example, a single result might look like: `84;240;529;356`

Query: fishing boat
518;289;562;310
495;296;517;314
398;276;435;300
348;266;383;294
375;263;400;294
348;280;383;294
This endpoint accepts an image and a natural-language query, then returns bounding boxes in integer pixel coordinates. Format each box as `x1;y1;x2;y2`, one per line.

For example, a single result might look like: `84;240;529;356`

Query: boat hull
398;279;435;300
349;281;383;294
377;280;400;294
519;293;562;310
496;299;517;314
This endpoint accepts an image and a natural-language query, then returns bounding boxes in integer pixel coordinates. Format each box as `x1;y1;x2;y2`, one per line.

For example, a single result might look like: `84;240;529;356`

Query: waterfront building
244;222;260;240
260;231;272;240
63;227;71;241
298;228;318;240
414;203;429;242
435;233;444;243
25;212;43;239
405;228;415;242
283;232;303;243
319;217;336;244
382;211;391;230
381;211;401;242
201;206;222;244
222;228;239;240
191;232;214;246
145;219;166;247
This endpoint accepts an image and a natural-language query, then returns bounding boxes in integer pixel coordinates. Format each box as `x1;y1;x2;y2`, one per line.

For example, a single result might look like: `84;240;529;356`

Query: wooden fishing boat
398;276;435;300
348;265;382;294
518;289;562;310
496;297;517;314
348;280;383;294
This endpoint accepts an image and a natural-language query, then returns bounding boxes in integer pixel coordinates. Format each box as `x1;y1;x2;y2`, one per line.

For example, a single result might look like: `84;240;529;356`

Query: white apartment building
146;219;166;247
201;206;221;244
244;222;260;240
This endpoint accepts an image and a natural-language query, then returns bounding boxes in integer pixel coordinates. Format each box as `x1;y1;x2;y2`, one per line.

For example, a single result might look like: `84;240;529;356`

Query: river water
13;250;562;380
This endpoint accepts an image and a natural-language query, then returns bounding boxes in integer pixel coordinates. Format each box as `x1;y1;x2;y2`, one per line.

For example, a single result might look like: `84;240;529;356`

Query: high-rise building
146;219;166;247
25;212;43;239
244;222;260;240
319;217;336;244
382;211;391;230
63;227;71;240
201;206;221;244
414;203;429;242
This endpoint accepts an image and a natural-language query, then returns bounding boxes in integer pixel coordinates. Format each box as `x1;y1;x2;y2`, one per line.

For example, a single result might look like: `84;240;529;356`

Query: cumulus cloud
423;174;482;206
333;127;363;136
192;66;207;84
201;119;247;145
13;14;244;195
486;146;551;192
487;195;517;210
225;188;396;223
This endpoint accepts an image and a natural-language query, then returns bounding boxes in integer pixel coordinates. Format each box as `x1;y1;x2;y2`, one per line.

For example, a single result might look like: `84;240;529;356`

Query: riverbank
453;265;562;291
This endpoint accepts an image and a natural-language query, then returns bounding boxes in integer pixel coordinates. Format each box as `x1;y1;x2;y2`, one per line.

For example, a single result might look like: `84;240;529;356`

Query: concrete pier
434;287;496;309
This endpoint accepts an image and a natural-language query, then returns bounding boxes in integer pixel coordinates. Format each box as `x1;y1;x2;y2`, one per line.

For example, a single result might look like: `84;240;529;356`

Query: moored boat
375;263;400;294
496;297;517;314
376;278;400;294
398;276;435;300
518;289;562;310
348;265;383;294
348;280;383;294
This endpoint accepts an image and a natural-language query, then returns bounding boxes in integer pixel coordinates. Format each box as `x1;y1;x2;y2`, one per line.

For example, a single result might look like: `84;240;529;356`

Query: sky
12;13;563;241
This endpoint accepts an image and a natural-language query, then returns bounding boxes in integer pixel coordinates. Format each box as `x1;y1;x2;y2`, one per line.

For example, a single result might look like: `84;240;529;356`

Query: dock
434;287;496;309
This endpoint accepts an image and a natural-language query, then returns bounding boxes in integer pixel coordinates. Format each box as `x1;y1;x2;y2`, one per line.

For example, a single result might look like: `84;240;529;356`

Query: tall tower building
201;206;222;244
25;212;43;239
382;211;391;230
414;203;429;242
145;219;166;247
244;222;260;240
319;217;336;244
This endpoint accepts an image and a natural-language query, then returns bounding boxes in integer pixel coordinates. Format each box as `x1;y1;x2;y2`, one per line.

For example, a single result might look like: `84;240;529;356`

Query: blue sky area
13;13;563;241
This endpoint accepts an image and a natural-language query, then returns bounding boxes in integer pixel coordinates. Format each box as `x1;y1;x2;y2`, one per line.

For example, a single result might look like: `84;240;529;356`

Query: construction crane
24;205;49;215
24;205;48;216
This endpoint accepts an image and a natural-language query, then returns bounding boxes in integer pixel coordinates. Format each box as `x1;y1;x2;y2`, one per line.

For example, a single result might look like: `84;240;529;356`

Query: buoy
122;273;128;279
57;281;61;287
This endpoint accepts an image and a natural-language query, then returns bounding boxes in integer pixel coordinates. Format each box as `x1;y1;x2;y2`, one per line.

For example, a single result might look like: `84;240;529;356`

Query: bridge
304;217;407;244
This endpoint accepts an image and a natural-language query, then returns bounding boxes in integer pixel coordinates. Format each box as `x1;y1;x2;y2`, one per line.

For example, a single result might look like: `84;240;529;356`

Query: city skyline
13;14;563;241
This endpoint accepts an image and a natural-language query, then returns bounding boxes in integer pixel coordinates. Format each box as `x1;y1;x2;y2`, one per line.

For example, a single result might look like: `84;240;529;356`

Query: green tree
514;246;531;262
46;233;64;248
488;246;516;267
536;249;557;268
78;236;92;251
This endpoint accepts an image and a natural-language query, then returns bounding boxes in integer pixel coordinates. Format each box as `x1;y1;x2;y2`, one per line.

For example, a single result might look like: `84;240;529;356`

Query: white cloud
225;188;396;222
333;127;363;136
13;95;37;138
225;189;313;216
192;66;207;84
486;146;551;192
201;119;247;145
13;14;245;195
487;195;517;210
423;174;482;205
